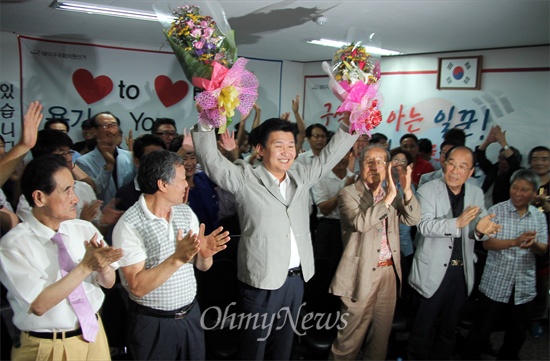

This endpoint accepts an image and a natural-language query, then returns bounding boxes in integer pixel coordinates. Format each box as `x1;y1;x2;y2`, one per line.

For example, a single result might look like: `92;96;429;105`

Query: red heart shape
155;76;189;108
72;69;113;104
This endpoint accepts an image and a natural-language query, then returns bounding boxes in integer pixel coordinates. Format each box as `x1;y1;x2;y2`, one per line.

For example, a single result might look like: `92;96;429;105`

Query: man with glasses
417;139;461;188
76;112;135;204
151;118;178;149
330;145;420;360
407;146;502;360
297;123;328;164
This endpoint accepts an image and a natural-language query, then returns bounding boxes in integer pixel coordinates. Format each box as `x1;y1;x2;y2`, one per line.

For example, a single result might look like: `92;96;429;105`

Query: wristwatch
503;144;510;151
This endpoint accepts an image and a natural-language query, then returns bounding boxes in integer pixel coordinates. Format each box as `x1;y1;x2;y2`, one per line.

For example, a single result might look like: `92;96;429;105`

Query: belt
131;299;195;319
27;328;82;339
450;259;464;266
377;259;394;267
288;267;302;277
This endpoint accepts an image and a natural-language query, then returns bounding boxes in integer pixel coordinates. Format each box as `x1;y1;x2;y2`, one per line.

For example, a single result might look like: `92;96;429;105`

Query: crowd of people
0;98;548;361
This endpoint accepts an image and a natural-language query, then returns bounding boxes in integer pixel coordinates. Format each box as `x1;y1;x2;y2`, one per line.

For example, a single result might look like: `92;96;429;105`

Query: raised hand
456;205;481;228
82;234;123;272
217;130;237;152
383;162;397;206
182;128;194;152
174;229;200;264
292;95;300;114
280;112;290;121
198;224;230;259
475;213;502;236
80;200;102;221
99;199;123;226
125;129;134;152
21;101;43;150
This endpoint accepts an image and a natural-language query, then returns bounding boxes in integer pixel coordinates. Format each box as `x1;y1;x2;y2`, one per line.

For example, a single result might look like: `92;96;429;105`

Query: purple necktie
51;233;99;342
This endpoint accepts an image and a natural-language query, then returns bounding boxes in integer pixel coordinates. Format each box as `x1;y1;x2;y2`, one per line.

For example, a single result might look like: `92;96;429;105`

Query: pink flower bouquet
322;42;382;136
154;3;258;131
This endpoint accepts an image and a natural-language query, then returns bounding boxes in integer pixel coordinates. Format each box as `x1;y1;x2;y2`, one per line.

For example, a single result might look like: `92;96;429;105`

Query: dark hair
31;129;74;158
305;123;328;138
440;139;460;150
528;146;550;163
400;133;418;144
444;128;466;146
390;147;414;165
417;138;433;154
152;118;177;134
21;155;68;208
169;135;184;153
248;126;261;148
44;118;69;132
256;118;297;148
138;150;184;195
133;134;167;160
90;111;121;127
370;132;388;144
446;146;476;167
510;168;541;191
81;119;93;129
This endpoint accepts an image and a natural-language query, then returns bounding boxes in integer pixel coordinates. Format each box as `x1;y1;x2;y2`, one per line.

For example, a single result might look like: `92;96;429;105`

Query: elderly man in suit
329;145;420;360
192;114;358;360
407;146;501;360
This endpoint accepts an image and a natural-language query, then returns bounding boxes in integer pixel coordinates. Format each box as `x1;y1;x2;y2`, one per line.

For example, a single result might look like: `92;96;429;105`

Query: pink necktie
51;233;99;342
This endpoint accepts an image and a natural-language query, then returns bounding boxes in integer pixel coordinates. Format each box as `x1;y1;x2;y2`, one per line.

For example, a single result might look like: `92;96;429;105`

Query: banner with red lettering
19;35;281;145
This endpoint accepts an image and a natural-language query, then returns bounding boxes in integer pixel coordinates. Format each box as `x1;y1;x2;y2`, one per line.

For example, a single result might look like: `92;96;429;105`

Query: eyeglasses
97;123;119;130
155;131;178;138
364;158;386;168
54;150;75;158
440;150;447;156
392;157;407;165
445;160;472;174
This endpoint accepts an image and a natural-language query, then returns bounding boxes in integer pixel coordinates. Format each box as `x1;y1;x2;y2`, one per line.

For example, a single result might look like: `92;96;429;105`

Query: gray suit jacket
329;181;420;302
408;177;487;298
192;123;358;290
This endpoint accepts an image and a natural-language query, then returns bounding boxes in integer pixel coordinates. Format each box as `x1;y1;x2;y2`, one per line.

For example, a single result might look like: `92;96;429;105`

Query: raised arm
0;101;43;186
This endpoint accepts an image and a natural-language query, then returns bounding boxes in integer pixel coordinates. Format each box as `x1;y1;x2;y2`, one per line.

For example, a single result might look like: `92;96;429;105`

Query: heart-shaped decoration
155;76;189;108
72;69;113;104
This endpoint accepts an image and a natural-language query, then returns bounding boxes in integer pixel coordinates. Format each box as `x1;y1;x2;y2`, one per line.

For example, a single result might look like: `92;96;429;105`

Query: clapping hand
198;224;230;259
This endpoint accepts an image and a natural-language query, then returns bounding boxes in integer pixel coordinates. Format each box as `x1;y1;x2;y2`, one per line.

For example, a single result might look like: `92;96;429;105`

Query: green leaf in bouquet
163;30;213;83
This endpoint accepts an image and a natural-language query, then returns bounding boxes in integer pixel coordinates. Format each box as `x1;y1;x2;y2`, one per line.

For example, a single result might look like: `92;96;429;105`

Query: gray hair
510;168;541;192
360;144;391;162
138;150;184;194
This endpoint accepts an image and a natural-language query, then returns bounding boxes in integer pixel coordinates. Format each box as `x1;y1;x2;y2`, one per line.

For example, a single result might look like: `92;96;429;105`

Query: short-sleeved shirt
479;200;548;304
112;194;199;311
311;169;355;219
0;215;109;332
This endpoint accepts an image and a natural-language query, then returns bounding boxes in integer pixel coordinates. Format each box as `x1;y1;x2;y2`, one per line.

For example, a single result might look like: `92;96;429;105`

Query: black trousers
127;301;205;360
465;292;532;360
407;265;467;360
238;275;304;360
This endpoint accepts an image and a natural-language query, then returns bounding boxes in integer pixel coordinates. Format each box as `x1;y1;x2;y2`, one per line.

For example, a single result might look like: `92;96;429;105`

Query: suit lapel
255;165;288;206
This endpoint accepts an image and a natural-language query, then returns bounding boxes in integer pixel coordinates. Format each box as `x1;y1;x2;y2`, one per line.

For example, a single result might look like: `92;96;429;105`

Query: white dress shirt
0;215;110;332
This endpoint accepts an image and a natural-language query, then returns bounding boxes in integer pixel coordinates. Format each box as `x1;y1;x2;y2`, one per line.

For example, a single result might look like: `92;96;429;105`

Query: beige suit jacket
329;181;420;301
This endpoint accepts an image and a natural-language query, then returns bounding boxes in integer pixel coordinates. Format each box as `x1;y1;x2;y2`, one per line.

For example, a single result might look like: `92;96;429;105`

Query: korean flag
438;57;481;89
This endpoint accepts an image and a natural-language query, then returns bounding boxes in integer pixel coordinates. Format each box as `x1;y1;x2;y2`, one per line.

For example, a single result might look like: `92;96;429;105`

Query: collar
27;212;59;245
505;199;534;218
266;169;289;188
138;193;171;222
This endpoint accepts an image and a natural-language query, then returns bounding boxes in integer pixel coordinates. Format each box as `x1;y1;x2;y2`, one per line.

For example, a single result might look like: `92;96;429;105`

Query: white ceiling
1;0;549;63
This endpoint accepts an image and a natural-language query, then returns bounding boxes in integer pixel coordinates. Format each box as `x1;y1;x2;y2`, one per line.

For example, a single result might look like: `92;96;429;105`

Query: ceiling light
49;1;165;22
306;38;401;56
